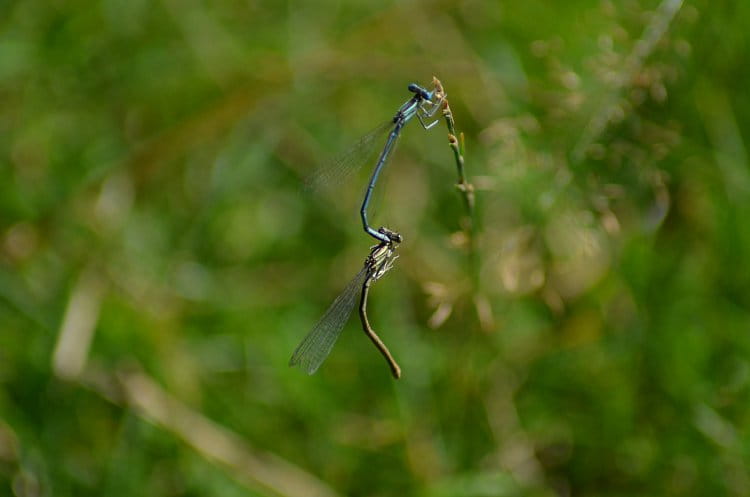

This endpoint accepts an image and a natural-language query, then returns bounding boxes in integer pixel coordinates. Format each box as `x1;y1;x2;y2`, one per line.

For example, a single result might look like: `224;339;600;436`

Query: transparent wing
303;120;393;193
289;267;368;374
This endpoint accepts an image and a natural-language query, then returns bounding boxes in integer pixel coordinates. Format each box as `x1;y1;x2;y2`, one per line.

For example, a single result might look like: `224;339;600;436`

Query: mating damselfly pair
289;80;447;379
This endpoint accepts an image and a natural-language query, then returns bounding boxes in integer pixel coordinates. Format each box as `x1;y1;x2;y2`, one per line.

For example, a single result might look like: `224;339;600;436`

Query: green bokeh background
2;0;749;496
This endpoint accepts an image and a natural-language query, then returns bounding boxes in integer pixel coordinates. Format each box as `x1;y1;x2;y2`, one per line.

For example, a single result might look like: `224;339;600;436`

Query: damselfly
305;82;445;244
289;227;403;378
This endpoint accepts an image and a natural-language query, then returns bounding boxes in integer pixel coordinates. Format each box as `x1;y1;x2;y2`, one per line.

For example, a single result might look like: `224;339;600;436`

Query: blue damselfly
305;82;445;243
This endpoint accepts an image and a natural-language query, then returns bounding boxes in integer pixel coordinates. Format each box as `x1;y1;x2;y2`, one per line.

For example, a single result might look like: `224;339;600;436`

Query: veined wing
289;267;368;374
303;120;393;193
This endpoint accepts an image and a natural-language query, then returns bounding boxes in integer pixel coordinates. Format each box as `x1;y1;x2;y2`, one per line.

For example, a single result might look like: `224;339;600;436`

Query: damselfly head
408;83;433;101
378;226;402;244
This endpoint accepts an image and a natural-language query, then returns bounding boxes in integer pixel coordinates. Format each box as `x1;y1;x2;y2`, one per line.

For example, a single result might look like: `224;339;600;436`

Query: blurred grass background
1;0;749;495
